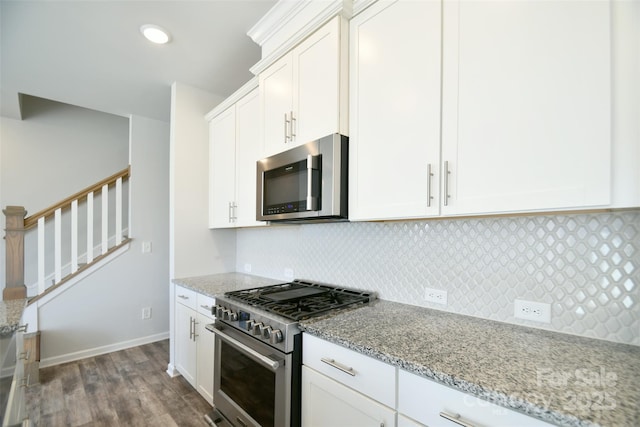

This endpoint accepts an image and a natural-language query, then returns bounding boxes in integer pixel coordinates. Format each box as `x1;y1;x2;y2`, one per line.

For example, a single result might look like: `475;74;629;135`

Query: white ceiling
0;0;277;122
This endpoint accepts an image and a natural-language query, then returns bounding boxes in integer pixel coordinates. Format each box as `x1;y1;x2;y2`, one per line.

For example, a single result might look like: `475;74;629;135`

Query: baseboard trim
40;331;169;368
166;363;179;377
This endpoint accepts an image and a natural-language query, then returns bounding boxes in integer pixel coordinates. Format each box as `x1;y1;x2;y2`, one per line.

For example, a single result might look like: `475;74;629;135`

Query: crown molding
248;0;352;76
204;77;259;121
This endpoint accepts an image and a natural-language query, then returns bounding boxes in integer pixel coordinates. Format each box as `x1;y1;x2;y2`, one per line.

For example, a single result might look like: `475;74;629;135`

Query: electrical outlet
514;299;551;323
142;307;152;320
244;263;252;273
424;287;447;305
142;241;152;253
284;268;294;279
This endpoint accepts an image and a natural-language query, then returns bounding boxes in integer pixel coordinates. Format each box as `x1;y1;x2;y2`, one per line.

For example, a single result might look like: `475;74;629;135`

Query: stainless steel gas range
204;280;375;427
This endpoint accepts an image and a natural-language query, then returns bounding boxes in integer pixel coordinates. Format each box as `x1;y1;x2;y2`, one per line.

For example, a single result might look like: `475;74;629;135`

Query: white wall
0;96;129;295
169;82;236;279
37;114;170;364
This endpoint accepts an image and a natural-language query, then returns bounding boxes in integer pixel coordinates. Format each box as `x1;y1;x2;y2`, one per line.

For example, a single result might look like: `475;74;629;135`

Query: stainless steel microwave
256;134;348;222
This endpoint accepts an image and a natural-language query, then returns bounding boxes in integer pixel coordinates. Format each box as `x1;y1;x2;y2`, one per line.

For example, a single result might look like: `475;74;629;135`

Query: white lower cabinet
195;294;215;405
301;365;395;427
174;285;215;404
397;414;424;427
175;287;198;387
302;334;555;427
398;369;553;427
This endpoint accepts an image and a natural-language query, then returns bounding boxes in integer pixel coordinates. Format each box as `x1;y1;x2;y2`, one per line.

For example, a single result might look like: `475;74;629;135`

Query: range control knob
229;311;238;322
245;319;256;331
251;322;264;335
223;309;232;320
269;329;284;344
216;306;225;318
261;325;273;339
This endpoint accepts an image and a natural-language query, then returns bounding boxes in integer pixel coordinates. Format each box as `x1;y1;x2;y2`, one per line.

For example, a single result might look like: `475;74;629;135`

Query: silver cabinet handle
177;294;189;300
189;317;194;340
427;163;434;207
290;111;296;139
320;357;356;376
306;154;319;211
284;113;290;143
200;305;212;311
443;160;451;206
439;412;477;427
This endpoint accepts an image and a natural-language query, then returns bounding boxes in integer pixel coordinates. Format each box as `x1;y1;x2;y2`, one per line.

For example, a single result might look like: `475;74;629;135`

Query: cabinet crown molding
204;77;258;121
248;0;352;76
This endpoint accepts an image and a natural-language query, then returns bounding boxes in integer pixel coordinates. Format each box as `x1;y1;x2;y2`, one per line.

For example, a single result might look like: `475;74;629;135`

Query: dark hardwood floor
26;340;211;427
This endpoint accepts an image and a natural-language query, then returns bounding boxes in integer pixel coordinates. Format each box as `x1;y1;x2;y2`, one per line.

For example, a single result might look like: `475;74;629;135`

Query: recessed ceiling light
140;24;171;44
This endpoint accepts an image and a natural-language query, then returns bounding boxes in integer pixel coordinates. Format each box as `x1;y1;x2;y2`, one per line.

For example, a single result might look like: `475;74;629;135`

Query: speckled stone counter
299;300;640;427
0;299;26;336
172;272;281;298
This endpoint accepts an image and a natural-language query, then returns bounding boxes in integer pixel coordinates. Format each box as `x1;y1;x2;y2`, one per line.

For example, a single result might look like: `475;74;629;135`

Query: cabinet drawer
175;285;197;310
303;333;396;408
196;293;216;319
398;369;553;427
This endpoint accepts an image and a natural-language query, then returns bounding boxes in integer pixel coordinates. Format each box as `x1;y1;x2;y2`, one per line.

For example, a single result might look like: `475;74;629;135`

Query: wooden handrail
24;166;130;230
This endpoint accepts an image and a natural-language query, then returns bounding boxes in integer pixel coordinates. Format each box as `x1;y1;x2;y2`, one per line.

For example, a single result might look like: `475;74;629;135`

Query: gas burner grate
224;280;374;321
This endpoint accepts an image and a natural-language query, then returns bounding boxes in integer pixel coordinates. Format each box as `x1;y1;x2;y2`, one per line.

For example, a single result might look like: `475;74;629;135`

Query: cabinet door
301;366;395;427
349;0;442;221
398;370;553;427
196;312;215;405
175;302;197;387
209;106;237;228
293;15;345;145
441;0;611;215
398;414;425;427
260;53;294;157
235;88;264;227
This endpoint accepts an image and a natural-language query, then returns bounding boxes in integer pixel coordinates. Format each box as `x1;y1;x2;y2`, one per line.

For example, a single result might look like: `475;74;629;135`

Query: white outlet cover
424;287;447;305
514;299;551;323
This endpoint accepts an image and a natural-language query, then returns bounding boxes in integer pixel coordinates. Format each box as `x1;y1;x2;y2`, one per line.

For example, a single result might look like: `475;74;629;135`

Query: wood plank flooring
25;340;211;427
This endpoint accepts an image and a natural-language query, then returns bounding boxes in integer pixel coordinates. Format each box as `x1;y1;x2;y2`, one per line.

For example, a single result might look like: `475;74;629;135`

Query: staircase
3;167;132;380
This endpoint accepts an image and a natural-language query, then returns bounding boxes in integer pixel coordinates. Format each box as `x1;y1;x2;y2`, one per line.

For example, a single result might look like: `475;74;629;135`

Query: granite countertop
300;300;640;427
172;272;281;298
0;298;27;336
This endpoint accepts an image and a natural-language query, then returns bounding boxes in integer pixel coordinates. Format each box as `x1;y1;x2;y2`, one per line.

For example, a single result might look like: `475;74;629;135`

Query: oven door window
220;340;276;427
263;159;320;215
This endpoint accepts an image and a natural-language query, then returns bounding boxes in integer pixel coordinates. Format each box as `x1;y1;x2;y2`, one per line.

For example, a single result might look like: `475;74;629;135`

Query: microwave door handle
306;154;319;211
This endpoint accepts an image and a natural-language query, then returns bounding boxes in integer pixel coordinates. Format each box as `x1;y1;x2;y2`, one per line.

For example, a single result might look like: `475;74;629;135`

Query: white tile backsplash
236;210;640;345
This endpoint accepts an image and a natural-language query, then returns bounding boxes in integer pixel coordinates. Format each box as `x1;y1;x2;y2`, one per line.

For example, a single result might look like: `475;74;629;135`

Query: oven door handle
212;327;282;371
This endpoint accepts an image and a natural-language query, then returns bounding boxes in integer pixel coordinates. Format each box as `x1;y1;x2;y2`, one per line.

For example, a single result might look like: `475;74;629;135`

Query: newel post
3;206;27;300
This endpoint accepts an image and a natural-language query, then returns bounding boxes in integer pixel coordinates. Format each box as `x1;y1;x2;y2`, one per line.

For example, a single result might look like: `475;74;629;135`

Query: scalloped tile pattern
236;211;640;345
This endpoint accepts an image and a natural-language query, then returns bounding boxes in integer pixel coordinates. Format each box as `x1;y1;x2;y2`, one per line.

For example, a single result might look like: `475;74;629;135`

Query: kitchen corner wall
237;210;640;346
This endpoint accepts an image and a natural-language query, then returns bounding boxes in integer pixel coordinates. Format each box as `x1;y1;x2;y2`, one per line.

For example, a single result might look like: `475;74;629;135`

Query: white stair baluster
87;192;94;263
38;217;45;293
102;184;108;255
71;199;78;273
116;177;122;245
54;208;62;284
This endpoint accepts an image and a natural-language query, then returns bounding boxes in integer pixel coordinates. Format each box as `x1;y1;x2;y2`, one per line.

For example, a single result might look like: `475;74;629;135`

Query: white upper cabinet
234;89;263;227
349;0;442;221
441;0;612;215
208;86;265;228
260;15;348;157
350;0;615;221
209;106;237;228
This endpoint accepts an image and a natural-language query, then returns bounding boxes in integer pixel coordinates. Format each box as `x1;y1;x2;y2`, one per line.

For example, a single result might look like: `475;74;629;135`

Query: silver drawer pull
321;357;356;376
200;305;211;310
439;412;477;427
177;295;189;300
